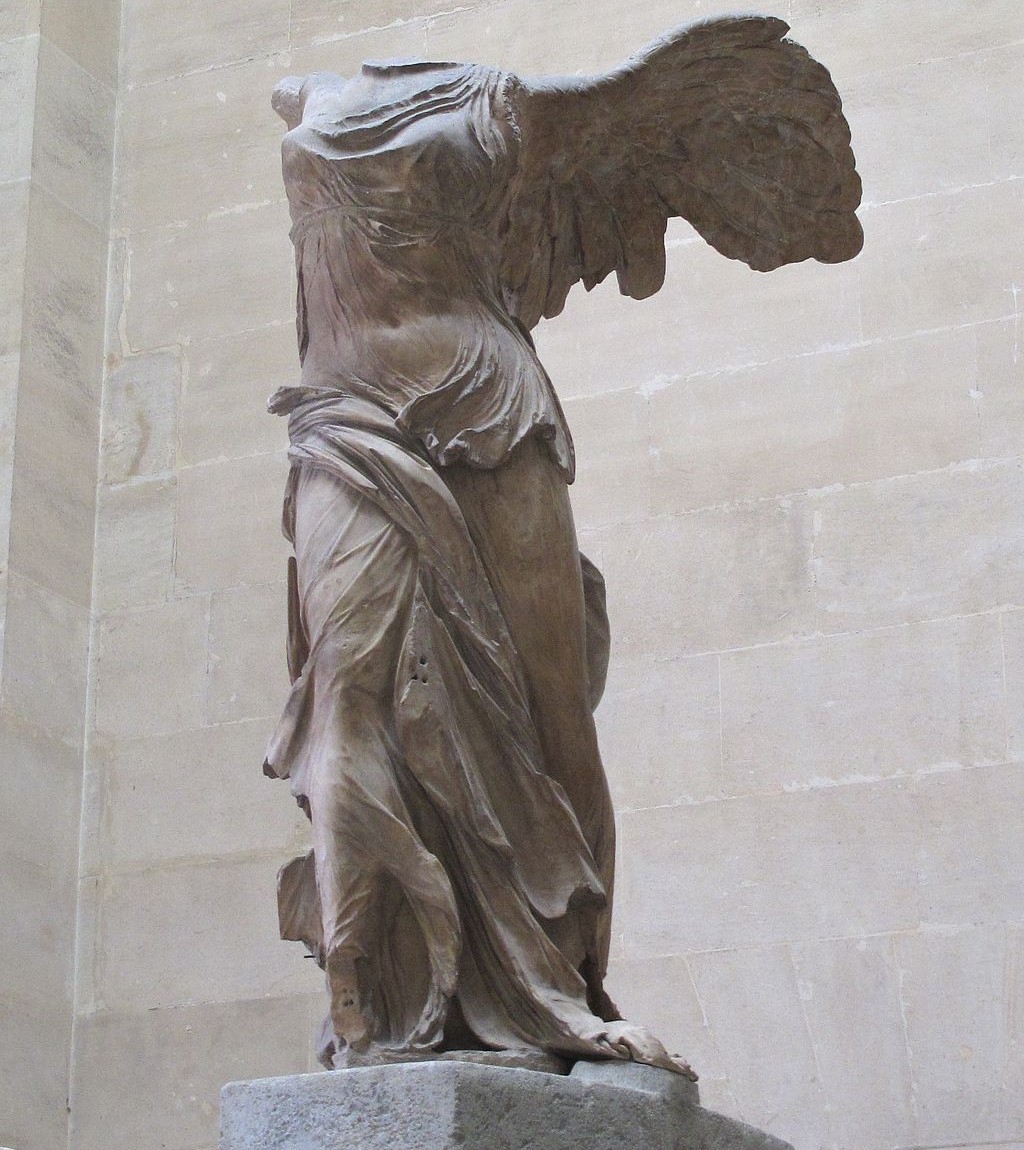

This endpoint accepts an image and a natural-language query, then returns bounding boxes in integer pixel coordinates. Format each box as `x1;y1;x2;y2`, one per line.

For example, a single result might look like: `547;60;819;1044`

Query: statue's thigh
292;463;417;702
443;437;588;695
444;438;612;878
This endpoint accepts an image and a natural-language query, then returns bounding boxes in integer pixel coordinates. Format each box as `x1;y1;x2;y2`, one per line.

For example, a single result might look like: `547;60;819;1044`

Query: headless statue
263;16;862;1076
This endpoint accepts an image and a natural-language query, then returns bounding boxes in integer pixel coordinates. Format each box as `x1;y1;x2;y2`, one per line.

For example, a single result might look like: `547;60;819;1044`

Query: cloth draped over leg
265;388;620;1062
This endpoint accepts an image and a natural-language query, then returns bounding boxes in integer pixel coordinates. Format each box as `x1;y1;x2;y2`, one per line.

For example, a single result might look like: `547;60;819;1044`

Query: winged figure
264;15;862;1077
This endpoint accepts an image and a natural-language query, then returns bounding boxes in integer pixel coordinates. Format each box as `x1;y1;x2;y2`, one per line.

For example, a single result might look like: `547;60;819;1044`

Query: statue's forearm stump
219;1060;795;1150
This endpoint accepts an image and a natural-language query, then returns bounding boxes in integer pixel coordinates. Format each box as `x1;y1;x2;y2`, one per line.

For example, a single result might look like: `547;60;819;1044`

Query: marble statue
264;15;862;1077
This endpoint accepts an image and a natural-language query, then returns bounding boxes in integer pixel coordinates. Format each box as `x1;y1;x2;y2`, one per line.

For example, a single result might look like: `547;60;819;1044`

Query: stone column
0;1;118;1147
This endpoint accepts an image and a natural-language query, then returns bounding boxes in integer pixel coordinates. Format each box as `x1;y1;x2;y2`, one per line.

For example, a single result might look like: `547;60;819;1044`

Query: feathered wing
499;16;863;330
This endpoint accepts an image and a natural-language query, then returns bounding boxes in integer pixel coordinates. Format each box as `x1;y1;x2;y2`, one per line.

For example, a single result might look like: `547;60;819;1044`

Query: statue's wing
500;16;863;330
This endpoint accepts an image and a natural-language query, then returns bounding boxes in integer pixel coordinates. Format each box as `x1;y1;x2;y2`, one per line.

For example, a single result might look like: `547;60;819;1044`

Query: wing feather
544;191;585;319
574;174;624;289
500;16;863;328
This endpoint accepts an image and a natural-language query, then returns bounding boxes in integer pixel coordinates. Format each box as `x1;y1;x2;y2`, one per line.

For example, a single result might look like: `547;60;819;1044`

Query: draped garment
265;60;624;1059
265;389;617;1055
264;17;863;1067
277;62;574;478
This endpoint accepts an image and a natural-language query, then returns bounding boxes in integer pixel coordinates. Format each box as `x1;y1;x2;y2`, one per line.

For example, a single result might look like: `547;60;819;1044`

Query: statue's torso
278;64;574;477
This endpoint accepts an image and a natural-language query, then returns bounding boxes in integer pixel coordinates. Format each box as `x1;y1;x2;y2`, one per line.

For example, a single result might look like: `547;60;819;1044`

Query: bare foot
600;1021;698;1081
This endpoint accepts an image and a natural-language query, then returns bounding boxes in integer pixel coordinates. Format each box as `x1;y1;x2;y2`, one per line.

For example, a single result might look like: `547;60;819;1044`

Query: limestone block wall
11;0;1016;1148
0;0;118;1147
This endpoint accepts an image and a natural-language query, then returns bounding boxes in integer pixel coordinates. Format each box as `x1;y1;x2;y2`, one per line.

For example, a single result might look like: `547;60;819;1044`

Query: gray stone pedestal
219;1058;794;1150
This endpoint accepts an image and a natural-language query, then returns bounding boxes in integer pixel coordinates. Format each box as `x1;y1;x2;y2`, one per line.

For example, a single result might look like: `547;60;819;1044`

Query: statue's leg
306;764;388;1051
442;437;616;965
442;443;697;1078
291;464;421;1051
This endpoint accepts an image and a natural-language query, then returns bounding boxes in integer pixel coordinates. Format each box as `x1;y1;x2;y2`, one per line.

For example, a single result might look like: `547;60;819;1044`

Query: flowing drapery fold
265;388;618;1058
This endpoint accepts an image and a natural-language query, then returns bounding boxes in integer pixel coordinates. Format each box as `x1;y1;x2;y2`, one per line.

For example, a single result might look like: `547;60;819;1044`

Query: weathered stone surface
598;652;723;810
219;1061;791;1150
0;352;20;581
562;387;649;528
790;935;916;1150
0;711;82;1002
913;763;1024;929
688;946;829;1150
93;476;177;611
9;184;107;610
978;318;1024;461
1001;612;1024;761
9;3;1023;1149
291;0;444;49
100;351;179;485
597;499;816;659
120;0;289;86
39;0;119;87
94;596;211;739
91;856;321;1012
290;21;432;81
174;452;290;594
989;41;1024;181
0;181;29;359
860;179;1023;341
646;327;981;516
258;19;860;1078
19;182;106;395
114;55;284;233
842;53;993;205
421;0;766;76
533;245;862;399
2;11;115;1149
790;0;1024;79
618;778;921;954
92;719;307;871
31;37;115;228
0;34;38;183
719;614;1006;794
182;327;292;466
2;572;89;746
71;996;313;1150
0;0;39;45
125;201;294;351
895;925;1020;1146
207;582;290;723
0;994;72;1150
809;462;1024;631
604;955;728;1084
7;361;100;607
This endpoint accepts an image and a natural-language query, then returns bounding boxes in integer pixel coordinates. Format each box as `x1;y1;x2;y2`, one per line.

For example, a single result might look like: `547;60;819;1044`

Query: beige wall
2;0;1021;1147
1;0;117;1147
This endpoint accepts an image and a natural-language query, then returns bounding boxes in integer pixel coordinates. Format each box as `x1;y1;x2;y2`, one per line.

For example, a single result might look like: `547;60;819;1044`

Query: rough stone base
220;1058;794;1150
